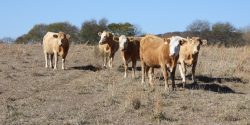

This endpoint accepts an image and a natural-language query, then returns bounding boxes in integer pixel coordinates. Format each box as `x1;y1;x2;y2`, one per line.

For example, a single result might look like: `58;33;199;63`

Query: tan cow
140;35;187;91
43;31;70;70
98;31;119;68
178;37;207;87
119;35;142;78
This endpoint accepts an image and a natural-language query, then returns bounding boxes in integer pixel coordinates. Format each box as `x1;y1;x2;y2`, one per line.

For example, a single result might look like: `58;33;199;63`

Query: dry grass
0;43;249;125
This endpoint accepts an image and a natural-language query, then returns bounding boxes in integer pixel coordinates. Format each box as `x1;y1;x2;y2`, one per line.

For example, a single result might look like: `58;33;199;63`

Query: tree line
161;20;250;47
1;18;249;47
14;18;141;45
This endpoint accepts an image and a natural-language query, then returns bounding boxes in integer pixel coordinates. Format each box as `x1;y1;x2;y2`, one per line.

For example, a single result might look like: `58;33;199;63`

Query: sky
0;0;250;38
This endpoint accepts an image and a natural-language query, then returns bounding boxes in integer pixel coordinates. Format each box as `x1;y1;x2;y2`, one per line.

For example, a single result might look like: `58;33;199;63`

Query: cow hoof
179;87;185;91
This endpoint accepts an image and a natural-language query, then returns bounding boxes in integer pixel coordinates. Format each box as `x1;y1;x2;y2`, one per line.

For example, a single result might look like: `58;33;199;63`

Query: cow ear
180;38;188;45
58;32;65;39
201;39;207;45
53;34;58;38
98;32;102;36
113;36;119;41
66;34;70;39
128;37;134;41
164;38;171;45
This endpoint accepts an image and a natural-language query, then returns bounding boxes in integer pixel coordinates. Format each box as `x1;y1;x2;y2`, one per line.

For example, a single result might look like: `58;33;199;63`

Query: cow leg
124;62;128;78
103;55;107;68
54;52;58;70
62;58;65;70
145;66;149;78
109;54;114;68
179;62;186;88
122;56;127;78
141;61;145;84
148;67;154;87
49;54;54;68
109;57;113;68
131;60;136;78
44;52;48;68
192;62;197;83
161;65;169;90
170;66;177;91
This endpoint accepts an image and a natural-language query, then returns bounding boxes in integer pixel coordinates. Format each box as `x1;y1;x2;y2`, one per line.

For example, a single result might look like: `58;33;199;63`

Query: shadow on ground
183;83;240;93
190;75;248;84
117;65;142;72
181;75;247;94
69;65;101;72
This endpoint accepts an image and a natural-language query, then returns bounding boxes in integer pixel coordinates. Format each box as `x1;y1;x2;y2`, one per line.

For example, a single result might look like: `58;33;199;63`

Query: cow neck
106;36;118;48
162;43;170;57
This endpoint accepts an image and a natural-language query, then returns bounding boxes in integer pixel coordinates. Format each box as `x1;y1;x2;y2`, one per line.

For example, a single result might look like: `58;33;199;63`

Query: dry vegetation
0;43;249;125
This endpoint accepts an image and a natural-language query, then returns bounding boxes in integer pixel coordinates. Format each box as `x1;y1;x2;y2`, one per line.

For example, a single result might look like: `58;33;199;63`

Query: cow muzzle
193;50;198;54
99;41;104;45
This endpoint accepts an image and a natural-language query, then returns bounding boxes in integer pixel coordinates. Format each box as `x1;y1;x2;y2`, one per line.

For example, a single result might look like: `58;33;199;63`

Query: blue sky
0;0;249;38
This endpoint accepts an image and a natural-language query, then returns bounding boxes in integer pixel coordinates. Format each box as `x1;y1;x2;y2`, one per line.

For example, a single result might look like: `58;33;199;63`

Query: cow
178;37;207;87
140;35;187;91
119;35;142;78
98;31;119;68
43;31;70;70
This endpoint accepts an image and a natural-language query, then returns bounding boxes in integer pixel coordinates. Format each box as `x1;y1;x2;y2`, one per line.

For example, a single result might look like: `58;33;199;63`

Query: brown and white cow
140;35;187;91
98;31;119;68
178;37;207;87
119;35;141;78
43;31;70;70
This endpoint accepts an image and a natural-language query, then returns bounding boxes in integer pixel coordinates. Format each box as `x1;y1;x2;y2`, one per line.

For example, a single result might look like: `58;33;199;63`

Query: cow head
119;35;128;51
53;32;70;46
187;37;207;55
98;31;114;45
165;36;187;57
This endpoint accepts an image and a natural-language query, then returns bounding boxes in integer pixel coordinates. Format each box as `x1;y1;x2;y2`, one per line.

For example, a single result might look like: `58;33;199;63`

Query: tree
15;34;29;44
80;18;108;44
186;20;211;32
186;20;211;39
240;25;250;45
108;22;139;36
27;24;48;42
15;22;80;44
47;22;80;43
211;22;244;46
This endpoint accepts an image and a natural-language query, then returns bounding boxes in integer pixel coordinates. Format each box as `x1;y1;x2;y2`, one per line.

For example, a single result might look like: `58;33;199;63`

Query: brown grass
0;43;249;125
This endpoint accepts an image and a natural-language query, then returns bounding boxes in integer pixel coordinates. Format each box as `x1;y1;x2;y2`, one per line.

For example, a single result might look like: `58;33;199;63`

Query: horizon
1;0;250;39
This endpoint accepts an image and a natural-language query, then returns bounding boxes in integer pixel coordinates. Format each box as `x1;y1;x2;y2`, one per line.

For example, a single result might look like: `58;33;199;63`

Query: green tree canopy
79;18;108;44
108;22;139;36
47;22;80;43
211;22;244;46
15;22;79;44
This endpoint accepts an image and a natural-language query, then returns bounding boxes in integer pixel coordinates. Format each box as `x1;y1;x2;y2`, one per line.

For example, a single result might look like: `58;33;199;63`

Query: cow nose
193;50;198;54
169;67;173;72
170;53;175;57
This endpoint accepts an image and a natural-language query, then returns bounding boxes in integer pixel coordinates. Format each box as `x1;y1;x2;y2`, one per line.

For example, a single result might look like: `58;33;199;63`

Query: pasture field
0;44;249;125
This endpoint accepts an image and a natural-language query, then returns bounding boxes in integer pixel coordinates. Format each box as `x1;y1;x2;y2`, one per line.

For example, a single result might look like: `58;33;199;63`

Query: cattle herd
43;31;207;91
